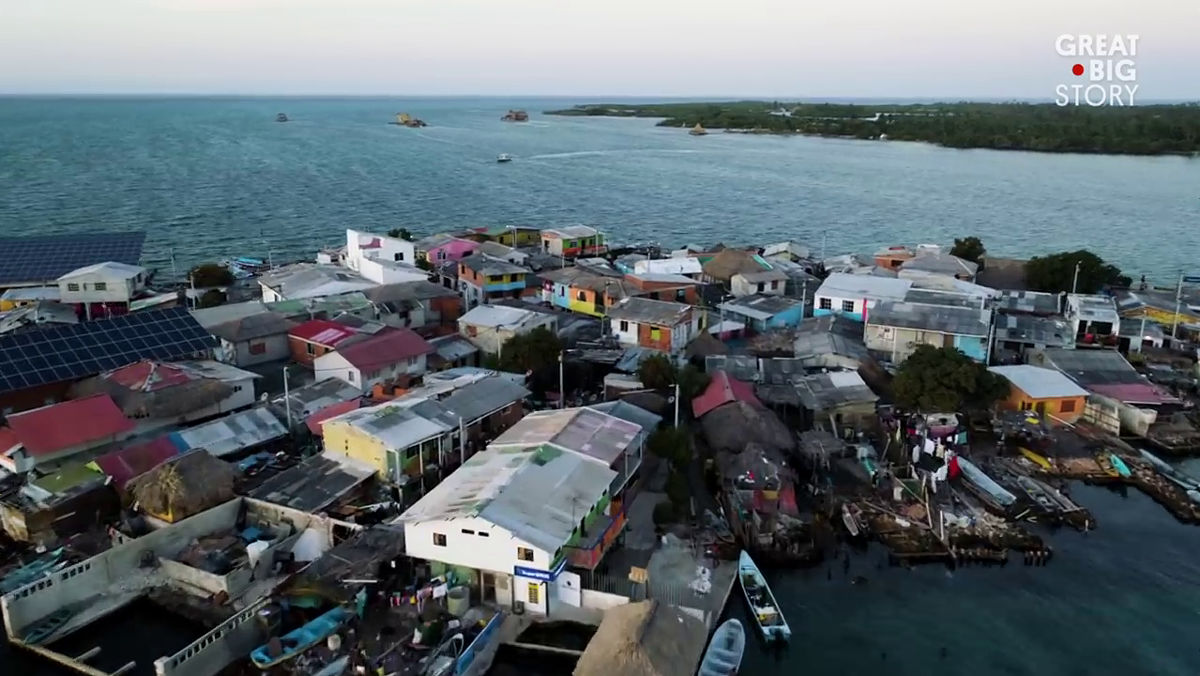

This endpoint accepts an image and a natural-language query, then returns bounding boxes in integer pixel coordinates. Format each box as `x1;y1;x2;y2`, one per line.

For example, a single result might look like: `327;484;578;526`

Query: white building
345;228;417;271
731;269;787;297
57;262;147;308
813;273;913;322
258;264;377;303
458;305;557;355
606;297;697;353
313;328;434;391
396;445;615;615
1065;294;1121;346
631;257;703;279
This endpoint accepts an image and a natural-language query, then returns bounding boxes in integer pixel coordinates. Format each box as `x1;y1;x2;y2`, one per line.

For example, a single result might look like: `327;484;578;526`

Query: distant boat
689;123;708;136
698;618;745;676
250;606;353;669
496;153;513;163
391;112;427;128
276;113;289;123
501;109;529;122
738;551;790;642
223;256;271;277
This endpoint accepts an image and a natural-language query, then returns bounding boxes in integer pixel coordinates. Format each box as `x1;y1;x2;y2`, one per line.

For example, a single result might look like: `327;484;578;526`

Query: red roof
289;319;359;347
691;370;760;418
105;360;192;392
93;436;179;488
6;395;134;457
335;328;434;370
306;400;362;435
1087;383;1180;405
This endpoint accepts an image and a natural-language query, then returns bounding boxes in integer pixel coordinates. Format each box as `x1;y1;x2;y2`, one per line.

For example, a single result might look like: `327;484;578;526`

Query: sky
1;0;1197;99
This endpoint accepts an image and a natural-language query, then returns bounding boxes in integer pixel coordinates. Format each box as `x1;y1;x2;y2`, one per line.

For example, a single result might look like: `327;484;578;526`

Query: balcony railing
564;507;627;570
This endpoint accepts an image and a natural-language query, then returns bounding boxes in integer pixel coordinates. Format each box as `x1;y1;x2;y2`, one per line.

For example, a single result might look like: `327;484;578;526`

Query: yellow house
322;399;457;483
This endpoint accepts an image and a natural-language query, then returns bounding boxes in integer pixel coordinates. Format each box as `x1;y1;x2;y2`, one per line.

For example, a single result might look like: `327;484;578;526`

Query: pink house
415;234;480;264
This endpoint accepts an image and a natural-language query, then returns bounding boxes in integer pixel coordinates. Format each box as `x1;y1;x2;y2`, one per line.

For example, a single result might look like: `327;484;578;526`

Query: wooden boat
1094;453;1122;478
501;109;529;122
250;606;353;669
738;551;790;642
1016;476;1060;513
841;503;864;538
496;153;513;163
698;618;745;676
689;123;708;136
1139;449;1200;491
22;609;72;645
1018;447;1053;470
1109;453;1132;478
276;113;289;123
392;112;427;128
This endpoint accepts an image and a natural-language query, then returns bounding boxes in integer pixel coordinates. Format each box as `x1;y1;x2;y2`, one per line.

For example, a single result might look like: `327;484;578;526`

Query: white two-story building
397;445;615;614
57;261;147;319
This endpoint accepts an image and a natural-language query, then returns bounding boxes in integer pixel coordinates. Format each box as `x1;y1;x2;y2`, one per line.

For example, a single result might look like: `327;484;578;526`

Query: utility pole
674;381;680;427
558;351;565;409
283;365;292;429
459;416;466;466
1071;260;1081;295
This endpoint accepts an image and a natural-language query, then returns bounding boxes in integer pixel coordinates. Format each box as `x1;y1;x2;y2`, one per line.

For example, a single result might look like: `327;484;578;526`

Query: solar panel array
0;306;216;393
0;231;147;285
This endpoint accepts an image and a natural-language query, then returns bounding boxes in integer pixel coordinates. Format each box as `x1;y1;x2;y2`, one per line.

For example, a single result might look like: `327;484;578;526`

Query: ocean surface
2;97;1200;675
1;97;1198;282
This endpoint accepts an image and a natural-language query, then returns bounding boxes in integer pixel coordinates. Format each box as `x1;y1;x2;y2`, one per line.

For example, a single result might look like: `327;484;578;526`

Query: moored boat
841;503;864;538
738;551;790;642
698;618;745;676
250;606;353;669
1094;453;1122;478
1018;447;1053;470
1016;476;1060;513
1109;453;1132;478
689;123;708;136
276;113;289;123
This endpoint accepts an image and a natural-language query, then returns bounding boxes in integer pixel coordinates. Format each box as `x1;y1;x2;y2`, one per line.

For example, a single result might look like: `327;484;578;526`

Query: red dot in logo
1072;63;1084;76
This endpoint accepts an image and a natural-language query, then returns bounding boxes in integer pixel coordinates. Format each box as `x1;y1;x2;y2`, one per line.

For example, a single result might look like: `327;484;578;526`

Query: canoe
1109;453;1131;478
21;609;72;645
841;504;860;538
738;551;790;642
957;457;1017;507
1018;447;1052;470
250;606;353;669
698;618;745;676
1015;476;1060;513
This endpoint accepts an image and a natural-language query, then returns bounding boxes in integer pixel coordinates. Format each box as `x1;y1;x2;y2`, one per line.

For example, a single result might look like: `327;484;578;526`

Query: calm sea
2;98;1200;674
0;97;1198;282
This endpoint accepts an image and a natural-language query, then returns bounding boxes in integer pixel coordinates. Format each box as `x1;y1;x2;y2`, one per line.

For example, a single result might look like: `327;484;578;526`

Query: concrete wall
155;596;271;676
404;516;553;574
580;589;630;610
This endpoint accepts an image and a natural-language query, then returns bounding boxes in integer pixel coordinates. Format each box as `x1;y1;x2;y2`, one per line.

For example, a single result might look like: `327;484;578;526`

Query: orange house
873;245;915;270
988;365;1088;425
624;273;701;305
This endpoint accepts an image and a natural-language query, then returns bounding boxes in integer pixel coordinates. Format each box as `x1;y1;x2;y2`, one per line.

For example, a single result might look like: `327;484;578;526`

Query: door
481;572;497;603
386;449;401;482
1035;401;1046;416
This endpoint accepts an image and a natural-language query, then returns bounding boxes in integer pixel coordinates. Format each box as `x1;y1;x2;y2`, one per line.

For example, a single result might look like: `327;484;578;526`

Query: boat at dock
223;256;271;277
1094;453;1122;478
1139;449;1200;490
1015;476;1060;514
957;456;1018;512
699;618;745;676
841;503;864;538
1018;447;1053;470
1109;453;1132;478
738;551;790;642
250;606;353;669
496;153;513;163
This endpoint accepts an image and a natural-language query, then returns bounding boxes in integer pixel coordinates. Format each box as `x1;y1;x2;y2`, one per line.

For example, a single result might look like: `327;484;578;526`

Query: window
1059;399;1077;413
233;385;243;392
841;300;855;312
650;327;661;341
771;280;779;290
461;528;476;535
249;342;266;355
348;371;356;382
394;252;405;262
433;533;447;546
557;286;565;296
437;250;446;260
407;356;417;366
517;547;534;561
67;283;80;292
675;289;686;302
619;320;629;332
757;283;765;292
478;531;490;537
527;582;540;605
818;297;832;310
94;282;107;291
306;342;316;356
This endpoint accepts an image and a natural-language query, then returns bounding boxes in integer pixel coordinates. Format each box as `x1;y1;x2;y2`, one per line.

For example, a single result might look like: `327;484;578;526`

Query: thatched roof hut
700;400;795;455
70;361;235;419
129;450;237;523
573;601;706;676
702;248;768;283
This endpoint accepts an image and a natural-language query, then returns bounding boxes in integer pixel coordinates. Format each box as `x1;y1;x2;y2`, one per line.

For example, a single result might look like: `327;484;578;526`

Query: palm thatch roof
700;400;795;455
129;450;237;522
702;248;768;282
684;332;729;359
573;601;706;676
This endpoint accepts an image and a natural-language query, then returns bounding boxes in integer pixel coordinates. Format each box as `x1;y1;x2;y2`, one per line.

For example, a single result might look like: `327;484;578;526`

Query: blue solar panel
0;306;216;394
0;231;146;286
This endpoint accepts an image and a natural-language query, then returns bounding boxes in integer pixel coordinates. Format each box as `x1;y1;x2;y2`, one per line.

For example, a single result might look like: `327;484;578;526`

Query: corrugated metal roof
250;453;374;512
987;365;1088;400
490;407;641;466
168;407;287;458
440;377;530;423
607;297;691;326
816;273;912;301
93;436;180;488
692;370;760;418
5;395;134;457
867;301;990;336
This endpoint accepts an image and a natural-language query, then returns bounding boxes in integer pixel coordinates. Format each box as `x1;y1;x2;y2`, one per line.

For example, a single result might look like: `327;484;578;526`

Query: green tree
496;327;563;374
648;427;691;470
638;354;676;389
892;345;1009;413
675;364;711;402
188;263;234;288
197;289;227;309
950;236;986;264
387;228;414;241
415;257;434;272
1024;249;1131;294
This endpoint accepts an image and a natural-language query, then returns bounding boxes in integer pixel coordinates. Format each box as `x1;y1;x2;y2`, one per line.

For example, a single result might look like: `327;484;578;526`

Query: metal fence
580;572;710;613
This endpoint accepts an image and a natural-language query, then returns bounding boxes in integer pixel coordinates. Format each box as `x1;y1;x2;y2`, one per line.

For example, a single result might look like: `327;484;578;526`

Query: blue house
719;294;806;333
812;273;912;322
862;301;992;363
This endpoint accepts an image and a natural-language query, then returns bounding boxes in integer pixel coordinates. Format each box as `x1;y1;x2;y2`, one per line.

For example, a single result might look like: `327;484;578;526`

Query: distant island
545;101;1200;156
